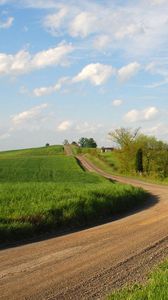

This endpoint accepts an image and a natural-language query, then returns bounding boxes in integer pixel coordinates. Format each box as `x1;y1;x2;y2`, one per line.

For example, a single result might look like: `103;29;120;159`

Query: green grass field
0;145;148;243
108;260;168;300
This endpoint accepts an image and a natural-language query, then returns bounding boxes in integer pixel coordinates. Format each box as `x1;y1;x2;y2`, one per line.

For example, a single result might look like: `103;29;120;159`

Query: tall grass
0;146;148;242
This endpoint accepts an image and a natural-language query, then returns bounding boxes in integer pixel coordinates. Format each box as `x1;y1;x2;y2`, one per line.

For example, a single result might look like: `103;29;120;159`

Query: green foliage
107;128;168;180
135;148;143;173
0;146;147;242
108;127;140;149
78;137;97;148
108;260;168;300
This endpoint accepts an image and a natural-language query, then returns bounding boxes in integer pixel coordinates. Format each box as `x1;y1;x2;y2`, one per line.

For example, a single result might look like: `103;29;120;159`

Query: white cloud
0;16;14;29
31;43;73;68
75;122;103;133
146;78;168;88
112;99;123;106
73;63;115;85
118;62;141;82
146;61;168;77
143;123;168;139
33;77;69;97
124;106;159;123
149;0;167;5
38;1;168;60
57;120;72;131
12;103;48;125
32;61;141;96
1;1;167;60
0;43;73;76
145;61;168;88
57;120;103;133
93;35;111;50
115;24;144;40
44;6;69;35
69;11;98;38
33;63;115;96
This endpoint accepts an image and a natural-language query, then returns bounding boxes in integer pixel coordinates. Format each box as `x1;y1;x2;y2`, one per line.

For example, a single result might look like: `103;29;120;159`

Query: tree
63;139;69;145
135;148;143;174
108;128;168;178
78;137;97;148
108;127;140;149
88;138;97;148
45;143;50;147
71;141;79;146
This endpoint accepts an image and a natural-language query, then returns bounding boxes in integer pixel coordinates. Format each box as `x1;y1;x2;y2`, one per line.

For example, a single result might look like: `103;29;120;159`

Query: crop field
0;146;148;242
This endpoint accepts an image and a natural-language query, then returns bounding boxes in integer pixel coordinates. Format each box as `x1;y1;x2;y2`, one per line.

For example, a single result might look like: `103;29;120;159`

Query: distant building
101;147;114;153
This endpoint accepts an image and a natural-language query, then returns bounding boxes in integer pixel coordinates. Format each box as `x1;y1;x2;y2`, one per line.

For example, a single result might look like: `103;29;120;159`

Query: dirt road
64;145;73;156
0;155;168;300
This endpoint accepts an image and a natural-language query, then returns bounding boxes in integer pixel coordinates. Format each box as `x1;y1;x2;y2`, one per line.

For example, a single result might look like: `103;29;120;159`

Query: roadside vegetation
108;260;168;300
74;128;168;184
0;145;148;243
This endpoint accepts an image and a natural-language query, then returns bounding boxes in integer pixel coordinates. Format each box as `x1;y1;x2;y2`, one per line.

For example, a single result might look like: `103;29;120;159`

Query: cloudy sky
0;0;168;150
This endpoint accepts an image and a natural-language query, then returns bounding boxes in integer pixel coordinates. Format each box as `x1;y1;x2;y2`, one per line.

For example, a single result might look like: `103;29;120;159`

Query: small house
101;147;114;153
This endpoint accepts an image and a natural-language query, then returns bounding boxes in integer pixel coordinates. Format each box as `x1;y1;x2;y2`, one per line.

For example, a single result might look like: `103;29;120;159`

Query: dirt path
64;145;73;156
0;155;168;300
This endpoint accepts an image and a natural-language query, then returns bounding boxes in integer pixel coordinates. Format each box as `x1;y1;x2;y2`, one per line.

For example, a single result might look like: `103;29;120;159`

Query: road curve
0;155;168;300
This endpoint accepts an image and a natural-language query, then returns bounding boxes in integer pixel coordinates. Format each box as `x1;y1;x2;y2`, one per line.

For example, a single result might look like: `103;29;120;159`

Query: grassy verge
0;146;149;243
108;260;168;300
85;153;168;185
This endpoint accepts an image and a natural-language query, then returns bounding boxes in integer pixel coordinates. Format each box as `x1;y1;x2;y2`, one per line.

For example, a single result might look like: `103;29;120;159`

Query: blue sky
0;0;168;150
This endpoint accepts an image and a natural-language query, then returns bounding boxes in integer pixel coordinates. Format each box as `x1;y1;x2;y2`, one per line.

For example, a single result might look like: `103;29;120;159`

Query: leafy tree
108;127;168;179
45;143;50;147
63;139;69;145
71;141;78;146
88;138;97;148
108;127;140;149
78;137;97;148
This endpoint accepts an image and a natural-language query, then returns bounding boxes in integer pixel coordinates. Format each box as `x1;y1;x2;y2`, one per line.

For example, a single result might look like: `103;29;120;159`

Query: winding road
0;155;168;300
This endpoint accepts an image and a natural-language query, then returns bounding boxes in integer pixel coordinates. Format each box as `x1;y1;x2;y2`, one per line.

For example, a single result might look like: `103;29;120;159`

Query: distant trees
45;143;50;147
78;137;97;148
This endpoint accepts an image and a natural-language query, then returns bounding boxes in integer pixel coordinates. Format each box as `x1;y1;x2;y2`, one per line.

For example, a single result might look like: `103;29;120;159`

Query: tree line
108;127;168;179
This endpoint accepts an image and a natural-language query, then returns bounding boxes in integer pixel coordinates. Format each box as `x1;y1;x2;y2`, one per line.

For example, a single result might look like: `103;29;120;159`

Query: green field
108;260;168;300
0;146;148;243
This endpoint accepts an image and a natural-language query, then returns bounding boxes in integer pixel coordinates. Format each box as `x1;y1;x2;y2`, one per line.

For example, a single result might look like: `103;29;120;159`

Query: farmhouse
101;147;114;153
